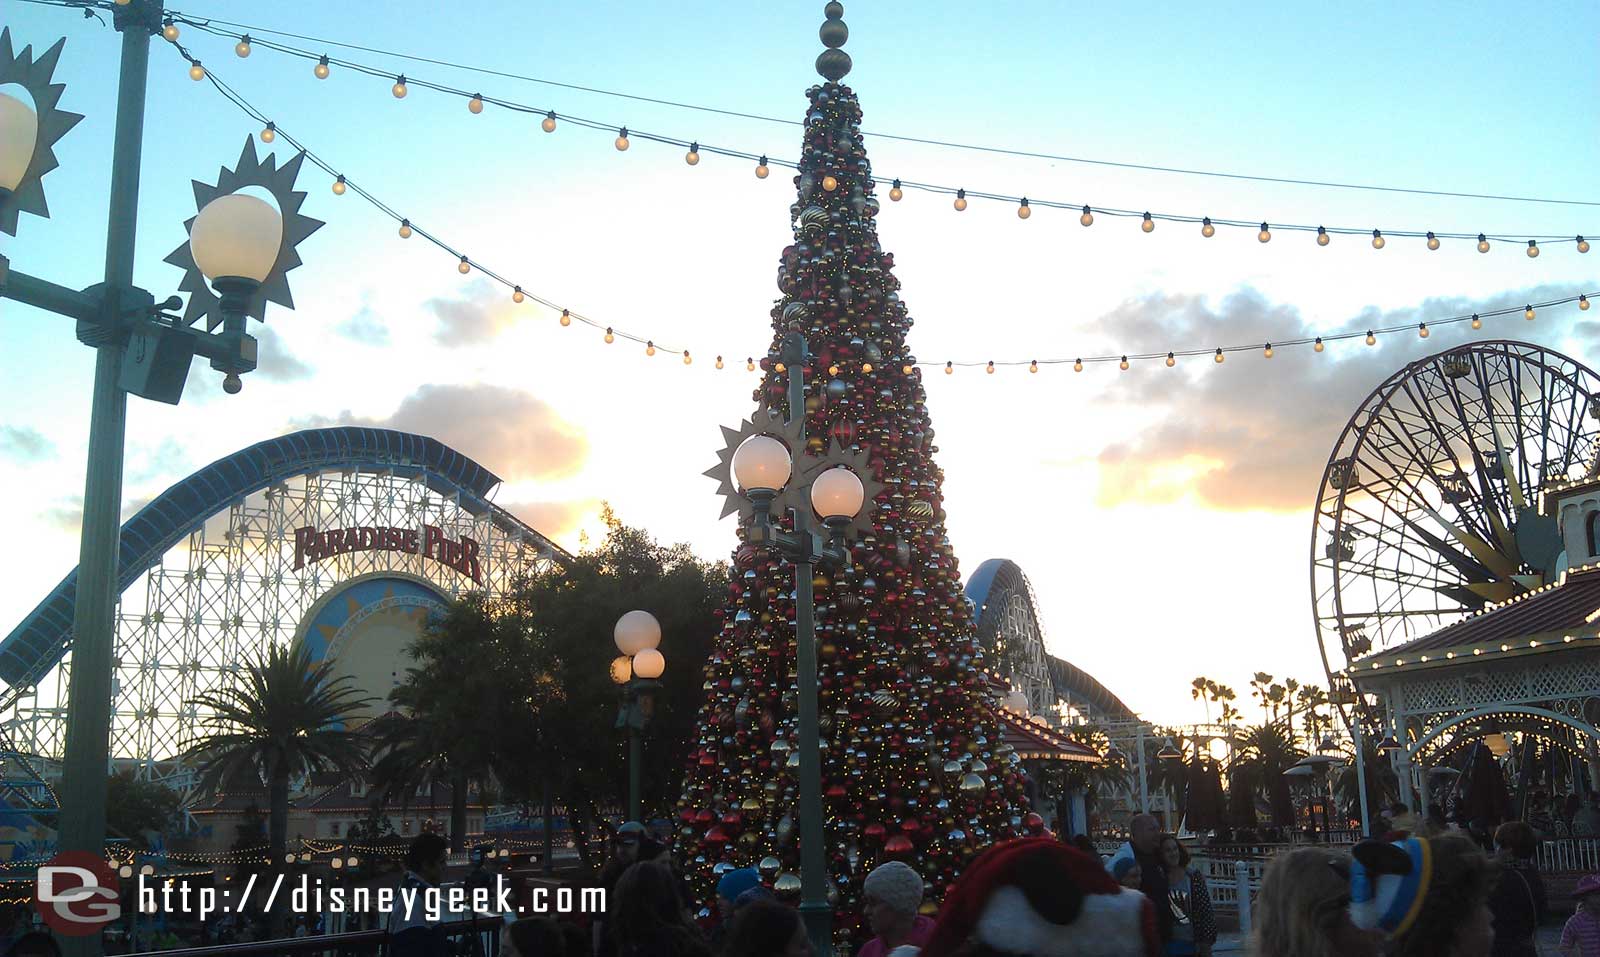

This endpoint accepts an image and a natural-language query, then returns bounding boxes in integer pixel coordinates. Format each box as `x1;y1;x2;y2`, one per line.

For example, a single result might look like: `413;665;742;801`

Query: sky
1;0;1597;727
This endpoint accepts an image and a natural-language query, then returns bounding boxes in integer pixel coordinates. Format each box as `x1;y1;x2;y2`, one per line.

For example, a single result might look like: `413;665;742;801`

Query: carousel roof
1352;563;1600;674
995;708;1102;764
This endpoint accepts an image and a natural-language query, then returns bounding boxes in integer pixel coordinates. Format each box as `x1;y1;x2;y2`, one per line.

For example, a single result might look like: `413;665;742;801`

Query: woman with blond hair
1251;846;1383;957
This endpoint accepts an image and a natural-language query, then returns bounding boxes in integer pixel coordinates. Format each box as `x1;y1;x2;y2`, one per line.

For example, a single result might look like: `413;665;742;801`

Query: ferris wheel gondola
1310;341;1600;730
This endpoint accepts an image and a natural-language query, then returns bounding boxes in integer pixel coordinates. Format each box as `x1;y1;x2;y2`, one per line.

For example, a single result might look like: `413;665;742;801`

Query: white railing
1196;857;1265;934
1539;838;1600;873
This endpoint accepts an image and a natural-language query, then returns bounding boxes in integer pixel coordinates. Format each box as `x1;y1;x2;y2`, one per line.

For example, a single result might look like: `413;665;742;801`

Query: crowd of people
534;812;1600;957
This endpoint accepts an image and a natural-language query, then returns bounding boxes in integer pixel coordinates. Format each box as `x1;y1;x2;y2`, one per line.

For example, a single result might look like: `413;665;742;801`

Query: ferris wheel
1310;341;1600;728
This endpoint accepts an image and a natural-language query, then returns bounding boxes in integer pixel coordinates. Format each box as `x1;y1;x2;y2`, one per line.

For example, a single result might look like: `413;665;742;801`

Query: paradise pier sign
292;524;483;583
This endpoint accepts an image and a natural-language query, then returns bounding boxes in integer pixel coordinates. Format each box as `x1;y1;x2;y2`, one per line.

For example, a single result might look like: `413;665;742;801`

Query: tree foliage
105;773;180;849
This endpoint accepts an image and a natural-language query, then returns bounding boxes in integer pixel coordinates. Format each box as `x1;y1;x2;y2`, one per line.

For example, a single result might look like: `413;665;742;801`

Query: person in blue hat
708;868;765;951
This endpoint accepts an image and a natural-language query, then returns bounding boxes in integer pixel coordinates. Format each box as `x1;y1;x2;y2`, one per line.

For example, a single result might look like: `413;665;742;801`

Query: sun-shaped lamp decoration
706;400;882;539
0;28;85;237
163;139;322;392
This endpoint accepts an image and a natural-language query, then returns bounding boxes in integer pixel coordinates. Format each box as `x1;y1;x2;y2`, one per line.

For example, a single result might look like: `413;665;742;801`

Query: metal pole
59;14;155;957
541;779;554;876
794;516;830;957
627;686;642;823
1352;718;1371;837
1137;726;1150;814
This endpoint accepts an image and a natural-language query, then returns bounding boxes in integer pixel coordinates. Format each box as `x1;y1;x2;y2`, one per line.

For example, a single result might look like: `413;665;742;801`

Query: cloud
293;383;588;482
501;499;601;539
1090;285;1582;511
335;307;391;347
130;439;191;484
255;326;313;382
0;426;53;462
426;280;520;346
43;494;159;536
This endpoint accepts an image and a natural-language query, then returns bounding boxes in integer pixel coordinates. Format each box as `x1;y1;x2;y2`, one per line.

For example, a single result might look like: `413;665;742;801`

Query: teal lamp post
0;13;319;957
613;610;665;824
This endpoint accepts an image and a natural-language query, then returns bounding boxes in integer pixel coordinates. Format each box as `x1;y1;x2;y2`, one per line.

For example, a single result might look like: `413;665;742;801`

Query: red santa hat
913;838;1157;957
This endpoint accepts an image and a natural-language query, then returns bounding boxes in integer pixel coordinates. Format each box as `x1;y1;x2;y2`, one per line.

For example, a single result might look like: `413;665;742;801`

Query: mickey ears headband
1349;838;1432;936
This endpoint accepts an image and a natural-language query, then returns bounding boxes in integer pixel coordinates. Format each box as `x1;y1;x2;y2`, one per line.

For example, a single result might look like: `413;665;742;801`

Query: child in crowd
1561;874;1600;957
1112;857;1143;890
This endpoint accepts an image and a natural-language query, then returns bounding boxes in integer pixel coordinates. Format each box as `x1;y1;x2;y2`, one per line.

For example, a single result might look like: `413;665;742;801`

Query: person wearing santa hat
894;837;1158;957
859;862;935;957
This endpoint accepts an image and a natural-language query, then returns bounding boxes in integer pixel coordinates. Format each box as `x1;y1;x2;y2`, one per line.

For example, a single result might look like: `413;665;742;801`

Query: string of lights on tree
151;10;1598;254
153;44;1600;381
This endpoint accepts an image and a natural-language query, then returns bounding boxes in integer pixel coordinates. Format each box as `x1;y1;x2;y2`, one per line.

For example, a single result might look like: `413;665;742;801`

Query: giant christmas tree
676;2;1029;946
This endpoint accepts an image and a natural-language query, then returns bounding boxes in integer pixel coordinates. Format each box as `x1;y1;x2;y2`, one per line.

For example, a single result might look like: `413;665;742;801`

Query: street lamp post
711;330;876;957
613;610;665;824
0;14;318;956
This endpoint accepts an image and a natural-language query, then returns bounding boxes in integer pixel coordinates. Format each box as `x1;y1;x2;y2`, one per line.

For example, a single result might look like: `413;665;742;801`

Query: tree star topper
707;401;884;538
0;28;84;236
164;139;324;331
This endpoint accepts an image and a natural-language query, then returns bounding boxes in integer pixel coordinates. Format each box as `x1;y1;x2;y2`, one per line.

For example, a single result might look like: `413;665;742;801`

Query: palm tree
1231;723;1304;827
1297;684;1330;746
186;643;372;888
1250;672;1275;724
1283;678;1301;744
1192;677;1213;723
368;595;507;852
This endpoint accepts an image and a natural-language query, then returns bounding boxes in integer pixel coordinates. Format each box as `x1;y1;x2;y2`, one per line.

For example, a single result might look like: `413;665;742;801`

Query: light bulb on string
393;76;408;98
1029;360;1038;373
646;341;656;356
1201;218;1214;238
1314;337;1325;352
1257;222;1271;243
747;358;756;371
715;356;724;369
1264;343;1274;358
1079;206;1093;227
398;220;412;239
683;351;692;365
953;189;967;212
1366;331;1377;346
1580;296;1590;311
1166;352;1176;367
890;179;903;201
756;155;769;179
615;128;630;150
1017;198;1031;220
986;361;995;374
685;143;700;165
861;362;872;373
1073;358;1083;372
235;36;252;58
1427;231;1440;250
162;19;179;41
542;112;557;132
315;55;330;79
332;175;347;196
1478;234;1490;253
1471;314;1482;329
828;365;840;377
1527;240;1540;258
260;122;275;144
457;256;470;275
1372;229;1385;249
1119;356;1129;371
1214;348;1225;364
512;286;524;304
189;61;205;81
1525;304;1536;320
822;175;838;191
903;363;914;374
468;95;484;114
1419;323;1429;338
560;309;571;326
1316;226;1330;246
605;328;615;343
945;362;953;375
1141;212;1154;233
1580;236;1591;254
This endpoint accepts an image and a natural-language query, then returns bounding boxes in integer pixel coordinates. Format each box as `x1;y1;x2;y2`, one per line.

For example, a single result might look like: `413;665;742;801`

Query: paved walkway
1213;924;1567;952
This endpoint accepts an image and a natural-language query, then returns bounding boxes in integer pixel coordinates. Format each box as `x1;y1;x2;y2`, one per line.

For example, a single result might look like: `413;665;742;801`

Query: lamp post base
798;899;833;957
